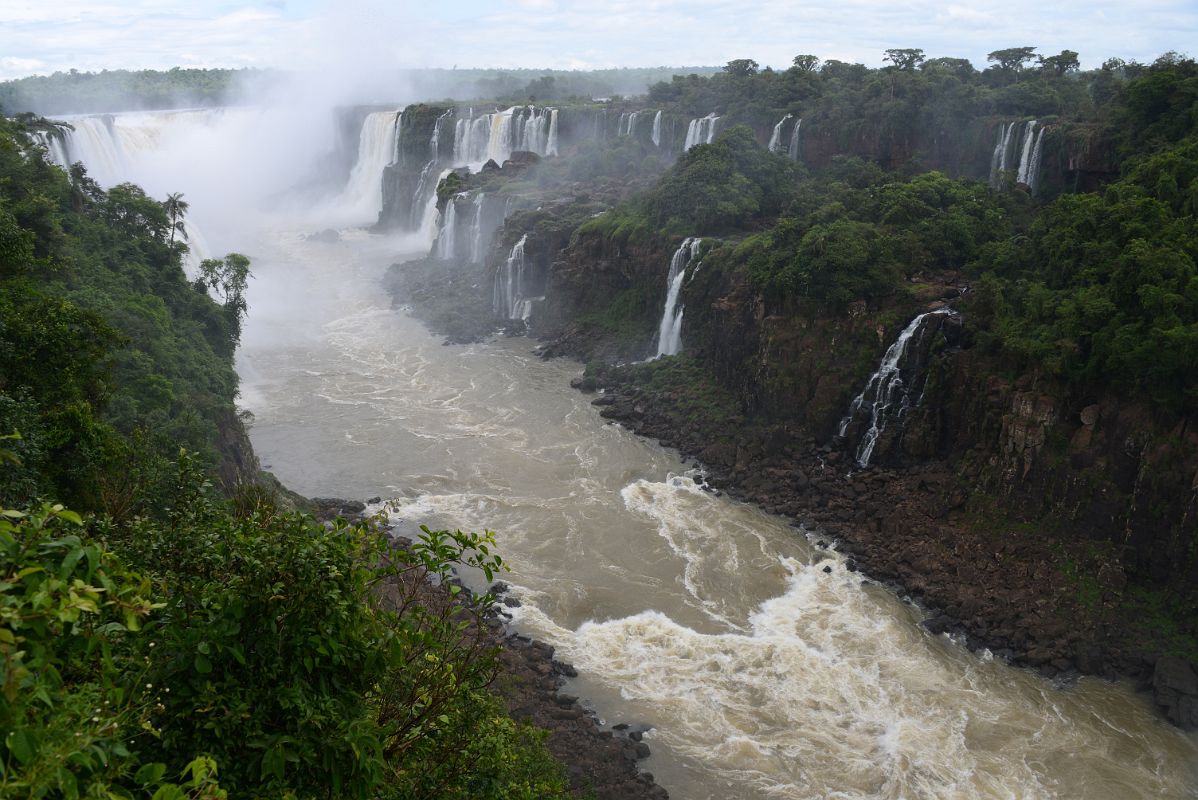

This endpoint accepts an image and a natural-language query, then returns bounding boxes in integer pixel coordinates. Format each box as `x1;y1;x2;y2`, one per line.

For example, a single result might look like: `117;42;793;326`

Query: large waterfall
837;308;958;467
989;120;1046;194
684;114;720;150
338;110;402;219
651;111;663;148
654;238;703;358
768;114;793;153
434;195;457;260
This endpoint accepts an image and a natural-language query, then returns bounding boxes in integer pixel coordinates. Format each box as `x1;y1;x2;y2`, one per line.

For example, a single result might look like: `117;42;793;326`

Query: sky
2;0;1196;81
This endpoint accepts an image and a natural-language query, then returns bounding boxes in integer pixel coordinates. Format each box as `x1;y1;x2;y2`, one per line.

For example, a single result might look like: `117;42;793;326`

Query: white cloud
0;0;1194;81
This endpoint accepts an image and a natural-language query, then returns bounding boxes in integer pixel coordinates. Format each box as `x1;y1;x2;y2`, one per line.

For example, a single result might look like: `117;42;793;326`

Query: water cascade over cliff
655;238;703;358
768;114;793;153
338;109;403;221
989;120;1047;193
787;117;802;160
837;308;960;467
684;114;720;150
493;234;540;320
651;111;663;147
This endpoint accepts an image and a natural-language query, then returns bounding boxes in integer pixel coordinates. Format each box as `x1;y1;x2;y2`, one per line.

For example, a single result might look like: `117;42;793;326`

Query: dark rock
922;615;954;636
592;395;616;406
366;496;382;504
1153;656;1198;730
502;596;522;608
822;565;833;574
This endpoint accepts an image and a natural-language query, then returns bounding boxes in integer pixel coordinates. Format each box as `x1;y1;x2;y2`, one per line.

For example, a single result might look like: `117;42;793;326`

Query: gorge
16;50;1198;799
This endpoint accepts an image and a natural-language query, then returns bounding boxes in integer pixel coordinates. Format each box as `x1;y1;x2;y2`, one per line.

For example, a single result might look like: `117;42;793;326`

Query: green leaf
135;762;168;786
7;729;38;765
194;653;212;673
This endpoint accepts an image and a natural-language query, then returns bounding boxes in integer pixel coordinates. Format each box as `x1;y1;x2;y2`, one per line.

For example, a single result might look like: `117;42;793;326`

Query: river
43;106;1198;799
236;221;1198;800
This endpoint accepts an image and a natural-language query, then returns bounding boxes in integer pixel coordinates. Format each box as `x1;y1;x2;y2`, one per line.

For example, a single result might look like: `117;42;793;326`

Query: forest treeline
0;114;569;796
578;49;1198;410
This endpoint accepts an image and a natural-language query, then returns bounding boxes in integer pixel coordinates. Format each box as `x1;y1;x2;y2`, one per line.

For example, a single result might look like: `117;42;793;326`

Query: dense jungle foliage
0;115;568;798
0;69;260;115
583;50;1198;411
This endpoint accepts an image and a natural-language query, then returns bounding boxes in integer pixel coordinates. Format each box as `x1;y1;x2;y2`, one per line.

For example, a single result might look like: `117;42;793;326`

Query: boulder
1153;656;1198;730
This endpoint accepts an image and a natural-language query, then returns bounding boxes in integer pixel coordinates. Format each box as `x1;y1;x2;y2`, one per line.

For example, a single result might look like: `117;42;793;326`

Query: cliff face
525;223;1196;677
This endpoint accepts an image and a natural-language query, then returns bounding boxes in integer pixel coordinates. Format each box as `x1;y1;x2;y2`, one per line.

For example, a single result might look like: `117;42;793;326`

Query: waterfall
684;114;720;150
430;109;453;161
391;110;405;169
408;160;438;229
619;111;641;138
547;109;559;156
1016;122;1046;193
651;111;662;147
435;195;458;260
787;118;802;160
419;168;452;242
988;122;1016;187
768;114;793;153
517;106;553;154
32;129;72;168
339;109;402;220
837;308;958;468
654;238;703;358
469;193;486;263
494;234;535;320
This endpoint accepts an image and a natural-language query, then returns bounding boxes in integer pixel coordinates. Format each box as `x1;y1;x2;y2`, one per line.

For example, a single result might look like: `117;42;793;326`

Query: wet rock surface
581;369;1192;714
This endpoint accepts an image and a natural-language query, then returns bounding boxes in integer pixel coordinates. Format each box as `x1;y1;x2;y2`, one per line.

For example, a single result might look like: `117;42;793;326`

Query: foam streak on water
233;222;1198;800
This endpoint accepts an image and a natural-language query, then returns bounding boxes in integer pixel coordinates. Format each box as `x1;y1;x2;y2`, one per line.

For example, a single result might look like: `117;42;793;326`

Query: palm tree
163;192;190;248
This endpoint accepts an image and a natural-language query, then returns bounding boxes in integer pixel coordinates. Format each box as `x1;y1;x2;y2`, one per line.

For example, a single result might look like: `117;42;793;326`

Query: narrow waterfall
619;111;641;138
768;114;793;153
546;109;559;156
391;110;405;168
419;168;453;242
1016;121;1046;193
837;308;958;467
339;110;401;219
408;160;438;229
651;111;663;147
430;109;453;161
787;117;802;160
684;114;720;150
469;193;486;263
494;234;534;320
654;238;703;358
435;196;458;260
988;121;1016;187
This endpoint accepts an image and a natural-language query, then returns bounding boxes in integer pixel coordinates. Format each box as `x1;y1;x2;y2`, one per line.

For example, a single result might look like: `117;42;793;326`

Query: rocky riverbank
566;362;1198;730
316;501;669;798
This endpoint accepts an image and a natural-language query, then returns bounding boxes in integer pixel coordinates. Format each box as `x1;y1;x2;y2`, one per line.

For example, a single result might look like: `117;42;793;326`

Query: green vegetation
0;69;261;115
0;113;251;510
2;459;568;799
1;112;569;798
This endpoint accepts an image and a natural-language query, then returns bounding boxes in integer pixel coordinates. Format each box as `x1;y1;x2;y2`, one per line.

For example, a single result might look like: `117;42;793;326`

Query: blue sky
2;0;1195;80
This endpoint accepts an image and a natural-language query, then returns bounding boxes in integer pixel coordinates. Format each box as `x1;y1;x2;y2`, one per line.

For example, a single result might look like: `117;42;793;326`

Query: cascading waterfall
469;193;486;263
430;109;453;161
618;111;641;138
990;120;1046;194
339;109;402;219
434;195;458;260
493;234;538;320
837;308;958;467
546;109;559;156
1016;122;1046;193
787;117;802;160
651;111;663;147
408;160;438;229
684;114;720;150
419;168;452;242
654;238;703;358
768;114;793;153
32;129;72;167
988;121;1017;187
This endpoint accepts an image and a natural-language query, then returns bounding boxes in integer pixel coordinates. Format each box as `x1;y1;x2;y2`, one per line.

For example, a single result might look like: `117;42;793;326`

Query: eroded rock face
1000;393;1057;479
1153;656;1198;730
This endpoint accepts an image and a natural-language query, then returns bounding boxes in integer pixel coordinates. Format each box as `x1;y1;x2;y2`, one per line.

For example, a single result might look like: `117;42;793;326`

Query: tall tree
884;48;926;71
987;47;1039;73
163;191;189;248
